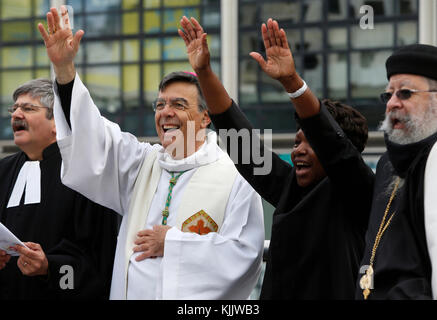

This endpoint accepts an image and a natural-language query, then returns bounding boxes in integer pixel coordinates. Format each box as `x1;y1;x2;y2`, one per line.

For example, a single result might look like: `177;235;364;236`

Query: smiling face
380;74;437;144
154;81;211;158
291;129;326;188
11;93;56;160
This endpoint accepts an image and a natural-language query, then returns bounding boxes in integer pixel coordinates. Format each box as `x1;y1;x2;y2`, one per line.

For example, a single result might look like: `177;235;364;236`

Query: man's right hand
38;5;84;84
0;250;11;270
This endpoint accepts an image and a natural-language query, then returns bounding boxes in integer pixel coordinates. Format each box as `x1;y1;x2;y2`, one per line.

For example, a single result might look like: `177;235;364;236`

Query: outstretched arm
179;16;320;118
179;16;232;114
38;6;84;84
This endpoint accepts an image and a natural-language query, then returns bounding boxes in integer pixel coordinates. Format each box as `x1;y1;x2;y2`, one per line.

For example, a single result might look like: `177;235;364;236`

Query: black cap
386;44;437;81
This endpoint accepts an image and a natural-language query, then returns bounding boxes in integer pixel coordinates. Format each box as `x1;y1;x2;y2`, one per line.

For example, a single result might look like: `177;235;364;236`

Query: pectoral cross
359;265;373;300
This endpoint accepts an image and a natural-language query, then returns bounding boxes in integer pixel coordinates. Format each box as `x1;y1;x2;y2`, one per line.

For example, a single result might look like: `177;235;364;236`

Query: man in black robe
178;17;375;299
0;78;119;299
355;44;437;300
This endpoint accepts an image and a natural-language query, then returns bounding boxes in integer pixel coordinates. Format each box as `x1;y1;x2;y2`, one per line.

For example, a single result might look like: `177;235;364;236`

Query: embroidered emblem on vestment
181;210;218;235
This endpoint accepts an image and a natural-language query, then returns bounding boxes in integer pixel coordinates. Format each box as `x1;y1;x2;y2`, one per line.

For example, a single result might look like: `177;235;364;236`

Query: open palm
38;6;83;67
179;16;211;71
250;19;296;81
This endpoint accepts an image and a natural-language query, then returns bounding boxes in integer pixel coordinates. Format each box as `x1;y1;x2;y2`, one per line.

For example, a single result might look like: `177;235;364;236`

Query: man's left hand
13;242;49;276
133;225;171;261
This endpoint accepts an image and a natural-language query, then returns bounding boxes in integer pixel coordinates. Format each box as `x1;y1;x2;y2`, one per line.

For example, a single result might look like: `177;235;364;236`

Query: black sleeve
56;79;75;129
45;195;119;299
210;100;294;207
298;103;375;226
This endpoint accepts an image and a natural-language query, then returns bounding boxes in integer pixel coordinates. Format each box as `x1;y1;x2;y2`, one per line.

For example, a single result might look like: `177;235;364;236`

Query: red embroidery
188;220;212;235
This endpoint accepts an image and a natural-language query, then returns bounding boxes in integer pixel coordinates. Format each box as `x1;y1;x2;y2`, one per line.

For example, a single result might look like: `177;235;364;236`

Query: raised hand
178;16;211;72
38;6;84;83
250;19;297;83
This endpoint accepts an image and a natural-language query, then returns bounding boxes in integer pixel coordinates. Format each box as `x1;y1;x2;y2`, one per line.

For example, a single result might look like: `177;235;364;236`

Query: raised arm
38;6;83;84
179;16;320;118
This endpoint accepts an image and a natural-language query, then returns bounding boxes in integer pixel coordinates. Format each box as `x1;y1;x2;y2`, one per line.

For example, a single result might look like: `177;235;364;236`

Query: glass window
1;47;32;68
86;66;121;113
163;8;199;32
351;23;394;49
1;21;32;41
240;4;257;27
303;53;323;98
144;39;161;61
304;28;323;51
86;41;120;64
1;70;33;104
328;28;347;50
350;51;391;99
302;0;322;23
122;12;139;34
34;0;50;16
122;0;139;10
85;0;120;12
67;0;82;13
123;40;140;62
328;53;347;100
163;61;193;75
144;63;161;105
123;65;140;110
0;117;13;139
261;2;300;23
86;13;120;36
398;0;418;15
144;0;161;9
1;0;32;19
35;68;50;79
350;0;394;18
36;45;50;66
144;10;161;33
397;21;417;46
327;0;348;20
163;37;187;60
239;58;258;105
164;0;201;6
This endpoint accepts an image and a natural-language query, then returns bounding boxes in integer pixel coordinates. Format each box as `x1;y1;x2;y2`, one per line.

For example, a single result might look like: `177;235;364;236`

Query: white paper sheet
0;222;27;256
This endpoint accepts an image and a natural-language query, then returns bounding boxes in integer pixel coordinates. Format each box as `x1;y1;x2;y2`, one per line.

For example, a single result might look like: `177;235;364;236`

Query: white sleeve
160;174;265;299
53;73;158;215
425;141;437;299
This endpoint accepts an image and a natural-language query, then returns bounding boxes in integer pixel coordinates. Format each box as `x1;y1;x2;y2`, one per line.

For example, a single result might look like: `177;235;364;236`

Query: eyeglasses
8;103;49;114
152;98;189;112
380;89;437;104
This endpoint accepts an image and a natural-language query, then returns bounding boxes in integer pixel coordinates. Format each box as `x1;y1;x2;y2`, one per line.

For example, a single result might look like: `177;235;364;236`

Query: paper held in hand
0;222;28;256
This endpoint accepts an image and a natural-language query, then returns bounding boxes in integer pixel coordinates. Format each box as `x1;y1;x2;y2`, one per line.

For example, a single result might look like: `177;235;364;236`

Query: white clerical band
287;80;308;99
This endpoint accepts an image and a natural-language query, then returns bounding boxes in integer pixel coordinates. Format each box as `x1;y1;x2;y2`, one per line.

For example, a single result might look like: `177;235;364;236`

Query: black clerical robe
0;143;119;300
356;133;437;300
211;101;374;299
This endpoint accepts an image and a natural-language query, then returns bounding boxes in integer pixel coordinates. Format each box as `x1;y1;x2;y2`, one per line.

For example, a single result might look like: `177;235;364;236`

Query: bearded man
357;44;437;300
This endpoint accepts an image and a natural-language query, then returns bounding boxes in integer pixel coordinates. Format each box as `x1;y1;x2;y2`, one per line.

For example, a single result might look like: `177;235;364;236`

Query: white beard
379;102;437;144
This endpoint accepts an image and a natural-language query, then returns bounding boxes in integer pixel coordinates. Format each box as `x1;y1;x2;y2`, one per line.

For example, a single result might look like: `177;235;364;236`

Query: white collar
158;131;223;172
7;161;41;208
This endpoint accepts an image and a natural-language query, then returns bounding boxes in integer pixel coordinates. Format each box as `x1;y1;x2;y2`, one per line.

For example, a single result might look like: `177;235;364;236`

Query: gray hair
13;78;54;119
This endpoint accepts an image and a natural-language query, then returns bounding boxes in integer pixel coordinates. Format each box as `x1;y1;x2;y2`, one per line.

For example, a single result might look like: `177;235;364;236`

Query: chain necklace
360;177;401;300
161;171;186;225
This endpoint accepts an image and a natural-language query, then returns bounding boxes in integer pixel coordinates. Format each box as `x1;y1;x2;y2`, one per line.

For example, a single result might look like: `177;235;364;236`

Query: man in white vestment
37;7;264;299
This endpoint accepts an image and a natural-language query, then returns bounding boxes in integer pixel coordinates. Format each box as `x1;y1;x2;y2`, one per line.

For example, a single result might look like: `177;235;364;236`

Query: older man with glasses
357;44;437;300
0;78;120;299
